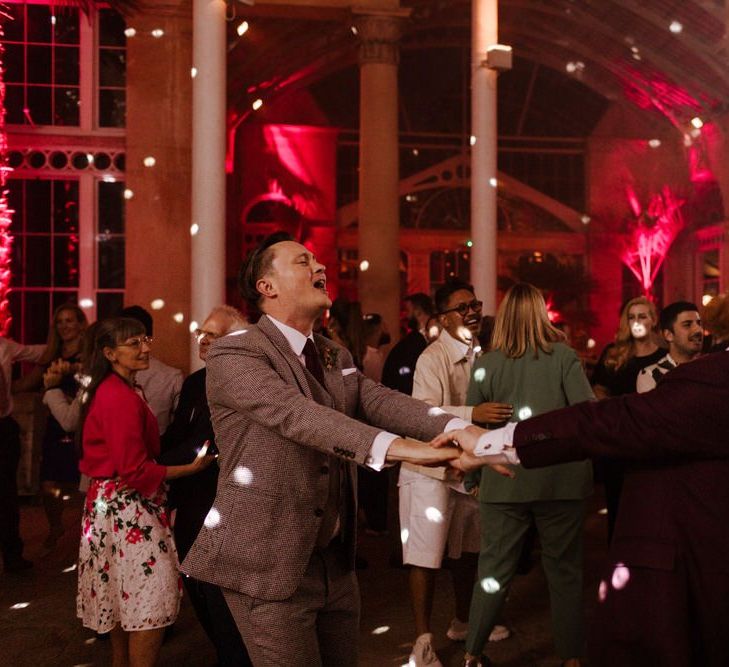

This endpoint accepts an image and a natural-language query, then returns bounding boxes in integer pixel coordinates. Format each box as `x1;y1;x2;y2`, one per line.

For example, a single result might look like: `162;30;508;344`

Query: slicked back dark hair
405;292;434;317
435;280;475;314
238;231;295;313
660;300;700;333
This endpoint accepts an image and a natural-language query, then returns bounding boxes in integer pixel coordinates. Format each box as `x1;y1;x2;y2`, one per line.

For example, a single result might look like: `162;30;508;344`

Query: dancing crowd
2;230;729;667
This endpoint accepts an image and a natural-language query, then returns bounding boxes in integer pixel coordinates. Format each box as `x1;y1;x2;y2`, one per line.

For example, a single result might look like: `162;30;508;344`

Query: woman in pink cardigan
76;317;213;667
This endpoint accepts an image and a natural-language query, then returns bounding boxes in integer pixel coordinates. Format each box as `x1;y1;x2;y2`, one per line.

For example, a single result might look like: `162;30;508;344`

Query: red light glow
619;185;685;297
0;28;14;335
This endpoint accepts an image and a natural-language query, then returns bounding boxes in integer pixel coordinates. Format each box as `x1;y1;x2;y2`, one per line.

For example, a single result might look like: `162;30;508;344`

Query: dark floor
1;491;608;666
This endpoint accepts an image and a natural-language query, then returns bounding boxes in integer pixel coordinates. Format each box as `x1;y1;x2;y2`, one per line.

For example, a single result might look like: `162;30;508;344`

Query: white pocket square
341;368;357;376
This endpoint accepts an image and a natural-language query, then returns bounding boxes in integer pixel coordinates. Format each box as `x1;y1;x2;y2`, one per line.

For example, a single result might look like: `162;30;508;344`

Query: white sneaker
446;617;469;641
409;632;444;666
488;624;511;642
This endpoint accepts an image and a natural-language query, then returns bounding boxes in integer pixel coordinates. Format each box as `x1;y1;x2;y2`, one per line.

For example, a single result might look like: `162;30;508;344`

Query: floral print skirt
77;478;182;632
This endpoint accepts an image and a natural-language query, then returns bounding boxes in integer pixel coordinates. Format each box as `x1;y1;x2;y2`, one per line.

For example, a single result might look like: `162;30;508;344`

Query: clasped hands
43;359;79;390
387;425;516;478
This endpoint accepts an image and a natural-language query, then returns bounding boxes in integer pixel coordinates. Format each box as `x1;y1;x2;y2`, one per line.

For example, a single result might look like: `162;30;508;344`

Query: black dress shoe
4;557;33;573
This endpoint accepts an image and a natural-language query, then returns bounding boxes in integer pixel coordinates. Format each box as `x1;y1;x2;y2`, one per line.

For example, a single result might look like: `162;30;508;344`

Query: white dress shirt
636;353;678;394
474;422;520;465
134;355;183;435
268;317;468;470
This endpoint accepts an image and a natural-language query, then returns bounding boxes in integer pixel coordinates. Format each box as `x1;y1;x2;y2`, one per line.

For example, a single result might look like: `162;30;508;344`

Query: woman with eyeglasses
76;317;214;667
461;283;594;667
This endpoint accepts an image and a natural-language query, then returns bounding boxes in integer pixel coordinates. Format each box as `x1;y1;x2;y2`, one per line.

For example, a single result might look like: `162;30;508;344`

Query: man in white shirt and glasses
401;281;512;667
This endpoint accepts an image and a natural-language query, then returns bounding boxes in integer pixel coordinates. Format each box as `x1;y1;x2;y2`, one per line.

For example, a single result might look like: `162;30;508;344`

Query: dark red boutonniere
317;343;339;371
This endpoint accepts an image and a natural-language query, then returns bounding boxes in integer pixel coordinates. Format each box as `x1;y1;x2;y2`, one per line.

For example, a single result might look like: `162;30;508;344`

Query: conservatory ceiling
226;0;729;133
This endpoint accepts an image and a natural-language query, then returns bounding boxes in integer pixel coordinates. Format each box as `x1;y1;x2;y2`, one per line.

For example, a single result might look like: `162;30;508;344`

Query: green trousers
466;499;586;659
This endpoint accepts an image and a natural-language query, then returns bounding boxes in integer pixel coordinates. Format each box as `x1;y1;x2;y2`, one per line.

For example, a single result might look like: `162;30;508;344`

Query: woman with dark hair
76;317;214;667
326;297;366;370
361;312;391;383
461;283;594;667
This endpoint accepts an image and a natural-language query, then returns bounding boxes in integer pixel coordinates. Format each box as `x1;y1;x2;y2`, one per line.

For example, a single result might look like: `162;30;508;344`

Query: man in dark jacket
382;293;434;395
435;350;729;667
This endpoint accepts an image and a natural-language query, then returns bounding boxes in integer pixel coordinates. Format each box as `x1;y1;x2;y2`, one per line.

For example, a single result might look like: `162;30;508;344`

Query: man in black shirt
382;293;435;395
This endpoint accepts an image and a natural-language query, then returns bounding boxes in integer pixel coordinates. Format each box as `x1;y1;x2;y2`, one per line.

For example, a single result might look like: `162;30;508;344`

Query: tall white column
354;12;404;342
471;0;499;313
190;0;227;369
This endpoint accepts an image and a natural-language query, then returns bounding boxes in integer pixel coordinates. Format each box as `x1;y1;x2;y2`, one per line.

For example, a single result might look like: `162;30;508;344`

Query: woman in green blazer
462;283;594;667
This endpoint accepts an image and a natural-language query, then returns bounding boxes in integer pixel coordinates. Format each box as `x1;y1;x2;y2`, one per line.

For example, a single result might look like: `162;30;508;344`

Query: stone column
470;0;499;313
126;3;192;372
354;11;405;340
190;0;226;370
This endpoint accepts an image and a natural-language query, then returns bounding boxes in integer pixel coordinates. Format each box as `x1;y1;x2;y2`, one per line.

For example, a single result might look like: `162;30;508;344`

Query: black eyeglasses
440;300;483;317
117;335;153;349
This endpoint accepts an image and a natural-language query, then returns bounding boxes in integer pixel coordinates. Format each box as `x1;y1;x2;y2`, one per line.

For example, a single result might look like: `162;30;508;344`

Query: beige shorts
398;474;480;569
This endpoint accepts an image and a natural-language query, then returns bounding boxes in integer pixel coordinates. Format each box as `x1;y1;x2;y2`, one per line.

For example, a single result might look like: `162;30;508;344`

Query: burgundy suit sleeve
516;355;729;468
97;385;166;497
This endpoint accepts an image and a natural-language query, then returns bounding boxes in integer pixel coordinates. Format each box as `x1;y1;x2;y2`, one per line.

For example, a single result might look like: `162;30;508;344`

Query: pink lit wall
587;104;690;348
228;122;340;306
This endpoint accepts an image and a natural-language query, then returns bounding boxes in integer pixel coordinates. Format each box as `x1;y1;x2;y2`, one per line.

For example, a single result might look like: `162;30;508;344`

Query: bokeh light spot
425;506;444;523
480;577;500;594
233;466;253;486
204;507;221;529
598;580;608;602
518;406;532;420
611;563;631;590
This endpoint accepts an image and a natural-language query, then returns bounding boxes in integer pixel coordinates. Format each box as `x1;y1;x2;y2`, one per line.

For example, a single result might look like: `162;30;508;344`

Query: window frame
4;0;125;136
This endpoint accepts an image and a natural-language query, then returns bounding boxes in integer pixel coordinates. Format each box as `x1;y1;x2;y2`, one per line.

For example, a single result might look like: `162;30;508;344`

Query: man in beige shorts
399;280;512;667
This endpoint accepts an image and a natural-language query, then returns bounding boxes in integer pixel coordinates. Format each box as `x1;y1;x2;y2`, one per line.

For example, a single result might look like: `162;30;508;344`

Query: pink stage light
544;296;560;323
619;185;685;297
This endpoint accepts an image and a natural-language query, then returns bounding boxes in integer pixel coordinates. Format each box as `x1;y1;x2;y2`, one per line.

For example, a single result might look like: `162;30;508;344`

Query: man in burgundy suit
435;350;729;667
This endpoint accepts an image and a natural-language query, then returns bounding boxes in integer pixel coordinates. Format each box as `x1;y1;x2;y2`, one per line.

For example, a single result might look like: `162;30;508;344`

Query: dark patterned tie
302;339;344;548
303;339;326;389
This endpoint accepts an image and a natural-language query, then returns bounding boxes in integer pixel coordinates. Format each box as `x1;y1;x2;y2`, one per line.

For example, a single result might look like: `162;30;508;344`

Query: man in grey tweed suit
182;232;467;666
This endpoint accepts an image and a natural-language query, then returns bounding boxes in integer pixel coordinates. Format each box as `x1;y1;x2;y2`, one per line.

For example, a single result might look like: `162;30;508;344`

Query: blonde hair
490;283;566;359
44;303;88;363
703;293;729;343
605;296;659;371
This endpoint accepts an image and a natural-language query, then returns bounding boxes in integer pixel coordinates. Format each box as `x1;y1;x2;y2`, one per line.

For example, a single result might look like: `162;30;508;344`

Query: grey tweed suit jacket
181;315;455;600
